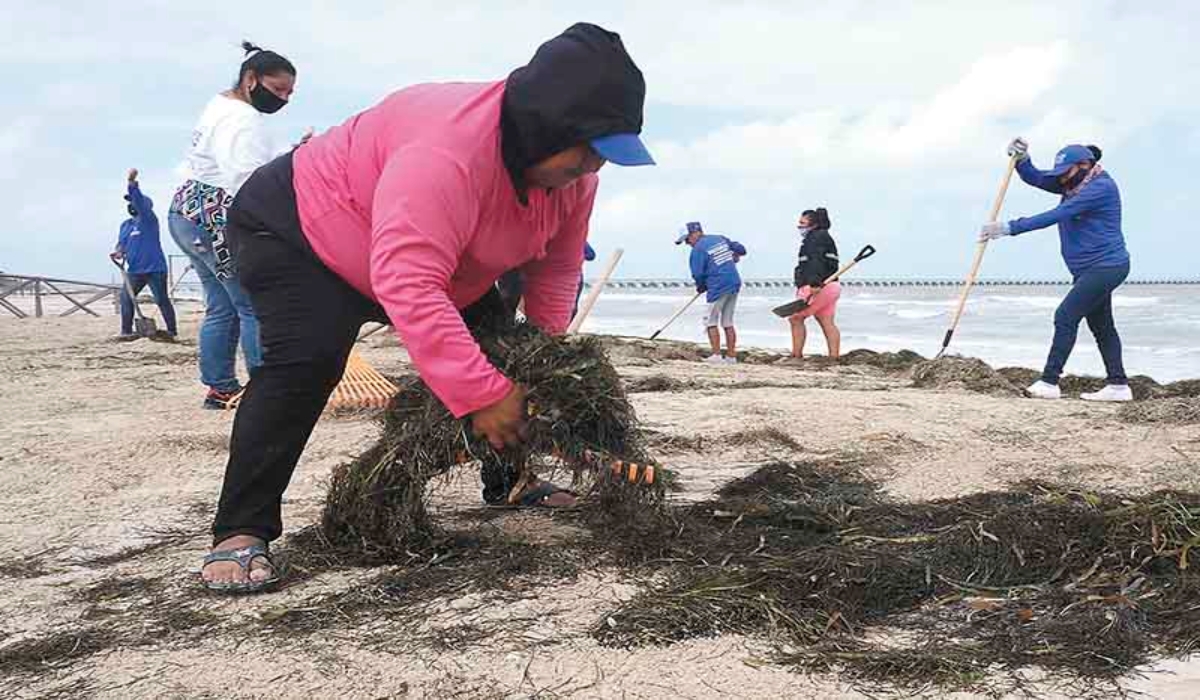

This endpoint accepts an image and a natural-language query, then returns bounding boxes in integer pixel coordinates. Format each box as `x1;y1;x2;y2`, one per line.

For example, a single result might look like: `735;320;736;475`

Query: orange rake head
222;350;397;413
328;350;398;410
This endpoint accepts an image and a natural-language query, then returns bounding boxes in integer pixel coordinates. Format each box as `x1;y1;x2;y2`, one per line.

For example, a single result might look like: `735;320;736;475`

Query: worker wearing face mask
980;139;1132;402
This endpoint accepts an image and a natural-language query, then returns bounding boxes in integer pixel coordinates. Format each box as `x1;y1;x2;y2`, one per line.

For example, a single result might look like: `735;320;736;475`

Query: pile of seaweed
596;335;1200;403
321;317;664;562
1119;397;1200;425
911;356;1023;396
839;348;927;372
591;460;1200;695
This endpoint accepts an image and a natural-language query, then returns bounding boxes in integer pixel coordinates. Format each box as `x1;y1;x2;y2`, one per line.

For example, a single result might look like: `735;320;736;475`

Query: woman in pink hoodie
201;23;654;593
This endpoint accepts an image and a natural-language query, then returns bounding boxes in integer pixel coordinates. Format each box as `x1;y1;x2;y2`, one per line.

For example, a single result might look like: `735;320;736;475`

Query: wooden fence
0;274;121;319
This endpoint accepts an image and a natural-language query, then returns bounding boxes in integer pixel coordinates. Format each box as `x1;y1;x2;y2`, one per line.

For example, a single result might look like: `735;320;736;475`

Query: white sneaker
1081;384;1134;402
704;354;726;365
1025;380;1061;400
724;356;738;365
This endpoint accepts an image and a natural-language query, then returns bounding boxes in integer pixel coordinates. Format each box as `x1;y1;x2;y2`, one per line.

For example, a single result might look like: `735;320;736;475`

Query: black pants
212;153;513;545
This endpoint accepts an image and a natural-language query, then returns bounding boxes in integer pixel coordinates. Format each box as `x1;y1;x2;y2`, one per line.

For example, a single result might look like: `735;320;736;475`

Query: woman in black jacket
789;208;842;358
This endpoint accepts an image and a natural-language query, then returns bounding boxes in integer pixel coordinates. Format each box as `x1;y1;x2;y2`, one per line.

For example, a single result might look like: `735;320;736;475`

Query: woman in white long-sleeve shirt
169;41;298;409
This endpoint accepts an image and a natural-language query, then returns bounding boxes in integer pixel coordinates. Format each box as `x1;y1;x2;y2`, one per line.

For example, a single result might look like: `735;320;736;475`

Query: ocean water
160;274;1200;383
578;285;1200;382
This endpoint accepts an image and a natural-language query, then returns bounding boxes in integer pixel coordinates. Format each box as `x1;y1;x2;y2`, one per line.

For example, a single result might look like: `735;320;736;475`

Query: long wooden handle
168;264;194;297
356;322;391;342
823;245;877;285
111;259;140;303
650;292;704;340
567;248;623;334
798;244;876;311
944;156;1019;333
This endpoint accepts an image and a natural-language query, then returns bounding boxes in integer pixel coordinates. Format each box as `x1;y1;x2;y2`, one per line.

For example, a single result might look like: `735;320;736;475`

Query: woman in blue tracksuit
980;139;1132;402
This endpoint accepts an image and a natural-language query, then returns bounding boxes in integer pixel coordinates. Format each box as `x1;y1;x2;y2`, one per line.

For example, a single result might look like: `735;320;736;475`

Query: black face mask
249;81;288;114
1060;165;1091;190
127;205;138;217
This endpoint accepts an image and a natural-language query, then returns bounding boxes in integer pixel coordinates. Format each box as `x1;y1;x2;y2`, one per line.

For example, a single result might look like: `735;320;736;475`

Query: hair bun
1087;144;1102;161
241;40;263;56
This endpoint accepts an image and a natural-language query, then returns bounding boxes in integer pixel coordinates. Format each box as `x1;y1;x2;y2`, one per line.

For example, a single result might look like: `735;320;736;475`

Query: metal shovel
112;258;158;338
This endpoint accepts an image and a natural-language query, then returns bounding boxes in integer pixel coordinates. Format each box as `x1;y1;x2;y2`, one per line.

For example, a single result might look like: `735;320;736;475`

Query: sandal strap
203;543;273;570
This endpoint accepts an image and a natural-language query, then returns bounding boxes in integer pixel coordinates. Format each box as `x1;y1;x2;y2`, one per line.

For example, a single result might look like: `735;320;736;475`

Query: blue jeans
1042;262;1130;386
168;212;262;392
119;272;177;335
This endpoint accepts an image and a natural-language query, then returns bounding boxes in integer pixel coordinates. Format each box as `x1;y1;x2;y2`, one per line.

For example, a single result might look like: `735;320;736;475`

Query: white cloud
0;117;39;179
1;1;1198;280
647;42;1072;178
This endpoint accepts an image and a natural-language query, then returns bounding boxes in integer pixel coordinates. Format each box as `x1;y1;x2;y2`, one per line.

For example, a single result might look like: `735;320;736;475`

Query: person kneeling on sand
980;139;1132;402
200;23;654;593
789;207;841;359
676;221;747;364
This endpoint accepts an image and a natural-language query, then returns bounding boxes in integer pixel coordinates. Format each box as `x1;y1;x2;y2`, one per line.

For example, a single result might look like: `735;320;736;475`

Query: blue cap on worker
1045;144;1097;177
591;133;656;166
674;221;703;244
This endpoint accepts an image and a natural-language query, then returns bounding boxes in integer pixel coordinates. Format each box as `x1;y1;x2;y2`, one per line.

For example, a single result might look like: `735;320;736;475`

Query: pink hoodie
292;82;597;418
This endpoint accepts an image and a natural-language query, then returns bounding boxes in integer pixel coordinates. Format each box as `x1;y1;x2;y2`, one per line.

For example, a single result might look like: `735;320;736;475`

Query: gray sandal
201;543;282;594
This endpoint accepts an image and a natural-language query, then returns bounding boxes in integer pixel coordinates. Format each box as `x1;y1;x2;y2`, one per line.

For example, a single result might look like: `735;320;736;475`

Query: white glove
1007;137;1029;160
979;221;1011;242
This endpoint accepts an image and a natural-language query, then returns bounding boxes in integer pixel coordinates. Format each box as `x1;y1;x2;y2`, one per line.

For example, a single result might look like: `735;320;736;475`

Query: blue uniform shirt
689;234;746;302
116;182;168;274
1008;159;1130;276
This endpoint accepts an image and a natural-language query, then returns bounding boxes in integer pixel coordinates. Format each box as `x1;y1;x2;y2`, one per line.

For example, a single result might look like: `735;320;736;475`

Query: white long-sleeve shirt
179;94;274;195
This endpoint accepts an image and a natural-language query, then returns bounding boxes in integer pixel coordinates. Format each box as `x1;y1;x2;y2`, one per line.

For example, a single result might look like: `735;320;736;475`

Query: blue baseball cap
1046;144;1096;177
591;133;656;166
674;221;702;244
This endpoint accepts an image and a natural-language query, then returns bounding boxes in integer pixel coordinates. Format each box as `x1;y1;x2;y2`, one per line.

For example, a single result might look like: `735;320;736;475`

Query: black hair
1086;144;1103;162
232;41;296;89
801;207;832;229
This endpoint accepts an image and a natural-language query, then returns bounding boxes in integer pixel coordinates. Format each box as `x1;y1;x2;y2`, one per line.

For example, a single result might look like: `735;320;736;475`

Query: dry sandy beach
3;308;1199;699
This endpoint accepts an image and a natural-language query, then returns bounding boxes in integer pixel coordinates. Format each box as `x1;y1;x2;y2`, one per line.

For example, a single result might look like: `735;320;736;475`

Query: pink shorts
792;281;841;319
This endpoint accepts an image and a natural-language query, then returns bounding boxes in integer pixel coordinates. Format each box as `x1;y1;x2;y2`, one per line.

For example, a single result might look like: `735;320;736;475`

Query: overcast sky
2;1;1196;283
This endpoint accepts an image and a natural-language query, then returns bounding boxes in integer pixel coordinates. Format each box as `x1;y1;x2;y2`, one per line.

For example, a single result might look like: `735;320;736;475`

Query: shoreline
596;333;1200;398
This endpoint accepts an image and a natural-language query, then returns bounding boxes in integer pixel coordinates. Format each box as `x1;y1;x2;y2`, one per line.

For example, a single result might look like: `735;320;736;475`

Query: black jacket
794;228;839;288
501;23;646;204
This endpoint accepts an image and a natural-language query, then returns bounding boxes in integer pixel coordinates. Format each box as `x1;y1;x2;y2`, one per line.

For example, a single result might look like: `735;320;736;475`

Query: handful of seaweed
321;318;663;562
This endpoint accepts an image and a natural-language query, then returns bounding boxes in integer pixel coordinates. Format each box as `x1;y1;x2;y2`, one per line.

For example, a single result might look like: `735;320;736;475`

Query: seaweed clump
911;356;1022;396
592;461;1200;695
840;348;926;372
1119;397;1200;425
321;318;664;562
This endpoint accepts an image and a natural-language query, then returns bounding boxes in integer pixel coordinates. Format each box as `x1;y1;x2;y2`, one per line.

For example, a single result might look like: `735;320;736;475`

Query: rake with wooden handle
649;291;703;340
327;349;398;410
223;348;397;411
935;155;1019;359
567;248;624;334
